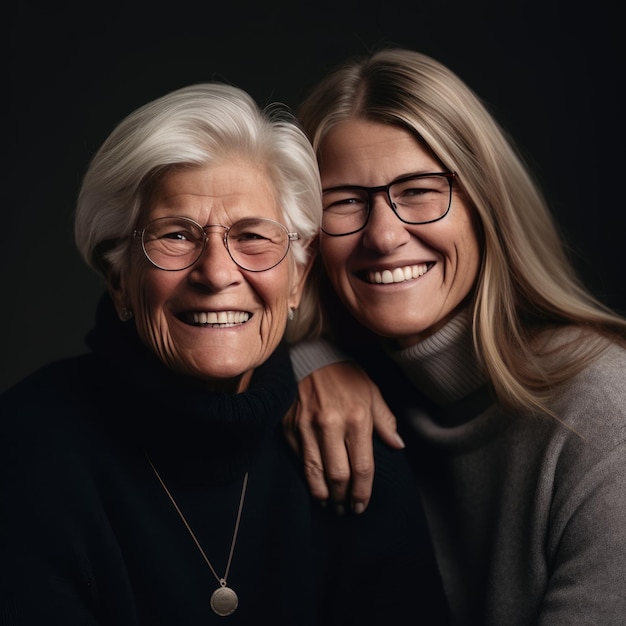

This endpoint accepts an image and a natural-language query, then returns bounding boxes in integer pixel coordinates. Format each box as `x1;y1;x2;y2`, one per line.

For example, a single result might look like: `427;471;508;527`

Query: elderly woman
0;83;449;624
287;48;626;624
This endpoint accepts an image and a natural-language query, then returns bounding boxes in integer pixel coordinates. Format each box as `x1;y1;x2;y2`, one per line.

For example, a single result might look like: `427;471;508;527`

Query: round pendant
210;585;239;616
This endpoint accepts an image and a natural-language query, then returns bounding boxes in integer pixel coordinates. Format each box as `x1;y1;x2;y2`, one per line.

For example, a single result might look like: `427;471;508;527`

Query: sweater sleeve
539;439;626;624
289;338;350;382
538;346;626;625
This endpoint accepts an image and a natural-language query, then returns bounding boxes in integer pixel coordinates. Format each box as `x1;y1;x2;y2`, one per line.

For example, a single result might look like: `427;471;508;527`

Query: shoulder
1;354;97;404
0;355;109;513
546;340;626;484
558;341;626;434
534;327;626;436
0;354;102;444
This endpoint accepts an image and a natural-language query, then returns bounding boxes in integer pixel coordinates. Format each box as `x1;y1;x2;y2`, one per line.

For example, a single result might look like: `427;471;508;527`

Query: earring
120;307;134;322
287;307;296;321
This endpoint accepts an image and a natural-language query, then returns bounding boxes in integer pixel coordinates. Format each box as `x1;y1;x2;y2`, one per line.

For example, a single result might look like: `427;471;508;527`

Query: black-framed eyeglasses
133;216;300;272
321;172;457;236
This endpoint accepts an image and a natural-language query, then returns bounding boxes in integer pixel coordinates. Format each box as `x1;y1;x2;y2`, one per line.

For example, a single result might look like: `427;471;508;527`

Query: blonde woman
286;48;626;625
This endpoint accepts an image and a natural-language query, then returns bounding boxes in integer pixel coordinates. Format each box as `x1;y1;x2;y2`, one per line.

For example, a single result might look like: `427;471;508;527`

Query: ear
287;242;317;310
106;270;131;320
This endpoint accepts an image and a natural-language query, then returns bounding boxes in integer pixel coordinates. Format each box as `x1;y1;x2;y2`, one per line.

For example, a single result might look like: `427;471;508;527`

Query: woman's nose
189;230;241;288
361;194;411;253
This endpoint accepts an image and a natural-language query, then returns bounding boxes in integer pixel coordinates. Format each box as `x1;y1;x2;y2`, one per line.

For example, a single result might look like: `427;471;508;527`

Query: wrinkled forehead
139;161;281;225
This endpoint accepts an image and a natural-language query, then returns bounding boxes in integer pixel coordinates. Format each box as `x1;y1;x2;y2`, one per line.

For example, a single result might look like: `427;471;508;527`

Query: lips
179;311;251;326
365;263;432;284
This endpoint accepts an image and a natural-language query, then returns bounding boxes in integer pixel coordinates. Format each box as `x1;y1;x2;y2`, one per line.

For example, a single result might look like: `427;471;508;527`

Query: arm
538;352;626;622
538;437;626;623
286;339;405;513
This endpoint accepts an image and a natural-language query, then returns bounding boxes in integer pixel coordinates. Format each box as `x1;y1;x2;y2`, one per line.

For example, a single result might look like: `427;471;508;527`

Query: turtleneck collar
84;293;297;483
385;308;488;406
379;309;510;445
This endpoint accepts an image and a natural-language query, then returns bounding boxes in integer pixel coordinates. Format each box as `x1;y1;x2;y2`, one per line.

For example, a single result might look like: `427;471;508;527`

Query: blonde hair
298;47;626;416
74;82;322;342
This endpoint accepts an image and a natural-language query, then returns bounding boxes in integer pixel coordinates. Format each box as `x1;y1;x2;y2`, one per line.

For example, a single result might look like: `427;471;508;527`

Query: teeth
367;264;430;284
189;311;250;326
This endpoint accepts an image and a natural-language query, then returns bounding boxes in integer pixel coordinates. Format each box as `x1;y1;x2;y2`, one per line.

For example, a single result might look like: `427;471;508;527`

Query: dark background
3;1;623;391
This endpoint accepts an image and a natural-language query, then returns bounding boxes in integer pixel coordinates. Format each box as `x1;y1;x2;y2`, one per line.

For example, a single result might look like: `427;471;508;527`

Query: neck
85;293;298;484
200;369;254;394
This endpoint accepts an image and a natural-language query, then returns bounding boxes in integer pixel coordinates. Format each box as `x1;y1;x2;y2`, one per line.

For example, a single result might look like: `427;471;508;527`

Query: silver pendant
210;585;239;616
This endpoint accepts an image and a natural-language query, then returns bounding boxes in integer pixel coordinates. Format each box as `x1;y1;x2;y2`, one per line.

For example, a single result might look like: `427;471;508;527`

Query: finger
344;426;375;514
296;410;332;503
315;419;353;506
371;389;405;450
283;400;331;502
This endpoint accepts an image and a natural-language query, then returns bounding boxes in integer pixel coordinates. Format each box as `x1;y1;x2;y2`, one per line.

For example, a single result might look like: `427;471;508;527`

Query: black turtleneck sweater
0;294;449;625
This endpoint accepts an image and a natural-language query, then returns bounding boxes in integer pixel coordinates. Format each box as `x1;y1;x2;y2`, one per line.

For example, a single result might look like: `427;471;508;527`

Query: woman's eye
325;196;366;210
233;231;267;241
162;230;195;241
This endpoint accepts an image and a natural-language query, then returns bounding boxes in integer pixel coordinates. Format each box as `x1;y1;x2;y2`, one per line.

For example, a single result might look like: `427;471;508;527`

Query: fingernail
395;433;406;448
353;502;365;515
335;504;345;516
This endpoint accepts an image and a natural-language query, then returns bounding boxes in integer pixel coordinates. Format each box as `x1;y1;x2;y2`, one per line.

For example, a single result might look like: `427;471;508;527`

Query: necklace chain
146;454;248;587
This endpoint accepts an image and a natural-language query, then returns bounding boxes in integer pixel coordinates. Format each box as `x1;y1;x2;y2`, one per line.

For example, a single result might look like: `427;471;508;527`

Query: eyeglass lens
140;217;292;271
322;173;453;235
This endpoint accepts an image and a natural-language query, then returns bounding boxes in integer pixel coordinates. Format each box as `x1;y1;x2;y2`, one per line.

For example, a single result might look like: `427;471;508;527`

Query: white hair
75;82;321;276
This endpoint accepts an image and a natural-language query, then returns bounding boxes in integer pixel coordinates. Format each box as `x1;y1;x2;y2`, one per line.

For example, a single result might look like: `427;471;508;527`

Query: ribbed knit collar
84;294;297;483
379;308;508;443
385;308;487;405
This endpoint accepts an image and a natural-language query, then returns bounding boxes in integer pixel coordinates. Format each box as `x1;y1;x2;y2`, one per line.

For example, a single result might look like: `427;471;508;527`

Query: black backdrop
3;1;623;391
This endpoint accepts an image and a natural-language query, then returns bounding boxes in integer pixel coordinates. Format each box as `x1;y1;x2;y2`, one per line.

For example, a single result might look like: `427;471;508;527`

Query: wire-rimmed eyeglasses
133;216;300;272
321;172;457;236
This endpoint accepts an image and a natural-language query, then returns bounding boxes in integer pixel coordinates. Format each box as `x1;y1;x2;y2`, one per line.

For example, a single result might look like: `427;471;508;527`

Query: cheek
436;205;481;259
462;230;482;268
458;209;482;260
447;217;482;287
128;268;177;329
320;239;351;278
246;265;293;316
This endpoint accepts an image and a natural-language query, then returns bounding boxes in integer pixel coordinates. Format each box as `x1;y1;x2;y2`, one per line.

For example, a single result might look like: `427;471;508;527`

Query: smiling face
318;119;482;347
109;160;306;392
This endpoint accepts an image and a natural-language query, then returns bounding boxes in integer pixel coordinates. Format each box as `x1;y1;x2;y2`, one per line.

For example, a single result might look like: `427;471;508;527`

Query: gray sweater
291;312;626;625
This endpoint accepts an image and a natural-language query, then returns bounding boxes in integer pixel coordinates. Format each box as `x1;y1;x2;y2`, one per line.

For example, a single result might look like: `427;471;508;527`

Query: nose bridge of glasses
188;224;238;272
181;223;229;268
202;223;229;235
368;183;397;212
199;223;230;249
